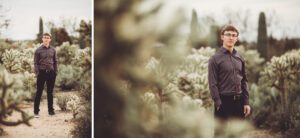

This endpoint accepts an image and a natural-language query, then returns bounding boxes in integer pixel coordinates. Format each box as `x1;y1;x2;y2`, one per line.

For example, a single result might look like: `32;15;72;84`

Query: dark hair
43;33;52;38
220;25;239;36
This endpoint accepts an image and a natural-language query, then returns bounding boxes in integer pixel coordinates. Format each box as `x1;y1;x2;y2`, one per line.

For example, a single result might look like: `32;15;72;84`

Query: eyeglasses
223;33;238;38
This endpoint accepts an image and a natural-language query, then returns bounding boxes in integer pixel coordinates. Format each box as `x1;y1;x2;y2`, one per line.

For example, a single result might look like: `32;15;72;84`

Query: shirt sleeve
208;57;222;107
53;48;57;73
34;49;39;75
241;60;249;105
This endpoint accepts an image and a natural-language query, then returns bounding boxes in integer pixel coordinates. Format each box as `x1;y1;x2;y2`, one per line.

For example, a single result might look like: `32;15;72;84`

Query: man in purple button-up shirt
33;33;57;118
208;25;251;119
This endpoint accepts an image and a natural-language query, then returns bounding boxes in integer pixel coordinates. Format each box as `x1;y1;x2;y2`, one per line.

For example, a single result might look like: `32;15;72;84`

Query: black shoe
49;111;55;116
34;113;40;118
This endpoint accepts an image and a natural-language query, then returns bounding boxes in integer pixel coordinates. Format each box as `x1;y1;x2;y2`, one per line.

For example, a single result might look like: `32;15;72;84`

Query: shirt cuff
214;98;222;108
243;98;249;105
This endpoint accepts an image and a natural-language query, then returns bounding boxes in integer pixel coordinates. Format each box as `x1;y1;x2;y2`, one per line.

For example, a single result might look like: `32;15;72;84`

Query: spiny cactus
0;66;33;134
260;49;300;113
146;47;215;108
56;64;82;90
2;49;23;73
56;42;79;64
22;71;36;101
1;48;35;74
257;12;268;60
67;95;81;119
36;17;44;43
188;9;202;48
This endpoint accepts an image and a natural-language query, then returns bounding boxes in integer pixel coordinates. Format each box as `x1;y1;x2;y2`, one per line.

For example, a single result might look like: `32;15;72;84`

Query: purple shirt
208;47;249;107
34;45;57;74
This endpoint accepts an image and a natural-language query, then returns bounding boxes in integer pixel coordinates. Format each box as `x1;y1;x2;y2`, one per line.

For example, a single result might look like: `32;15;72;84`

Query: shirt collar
220;46;237;55
42;44;50;49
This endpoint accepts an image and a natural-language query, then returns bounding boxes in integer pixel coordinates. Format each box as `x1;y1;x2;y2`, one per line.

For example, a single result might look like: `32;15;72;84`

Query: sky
1;0;92;40
157;0;300;42
2;0;299;42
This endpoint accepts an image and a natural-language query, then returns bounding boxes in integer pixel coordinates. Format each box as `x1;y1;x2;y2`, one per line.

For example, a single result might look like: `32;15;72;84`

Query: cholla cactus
56;42;79;64
19;48;34;73
22;71;36;101
56;64;83;90
0;66;33;133
73;47;91;71
1;49;23;73
0;42;12;64
67;95;81;119
1;48;35;74
146;47;215;108
260;49;300;112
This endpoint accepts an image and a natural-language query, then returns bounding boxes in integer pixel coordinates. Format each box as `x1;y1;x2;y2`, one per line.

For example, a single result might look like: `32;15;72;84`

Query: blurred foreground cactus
0;66;33;134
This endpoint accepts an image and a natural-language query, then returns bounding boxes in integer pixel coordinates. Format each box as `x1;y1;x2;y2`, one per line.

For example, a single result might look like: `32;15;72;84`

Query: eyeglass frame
223;33;238;38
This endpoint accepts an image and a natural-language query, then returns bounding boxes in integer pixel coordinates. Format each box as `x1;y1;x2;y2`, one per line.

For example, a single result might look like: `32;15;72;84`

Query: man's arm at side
53;48;57;74
34;49;39;75
241;60;249;105
208;57;222;108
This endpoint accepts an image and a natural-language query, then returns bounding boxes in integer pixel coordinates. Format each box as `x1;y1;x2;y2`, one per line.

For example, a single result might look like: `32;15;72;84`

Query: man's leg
232;96;245;119
34;71;46;114
46;71;56;114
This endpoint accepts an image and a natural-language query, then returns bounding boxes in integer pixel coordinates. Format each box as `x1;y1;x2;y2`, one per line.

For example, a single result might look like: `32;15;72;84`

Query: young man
33;33;57;118
208;25;251;120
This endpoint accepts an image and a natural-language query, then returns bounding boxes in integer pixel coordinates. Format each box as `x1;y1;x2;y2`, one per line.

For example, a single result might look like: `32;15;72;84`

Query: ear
221;35;224;41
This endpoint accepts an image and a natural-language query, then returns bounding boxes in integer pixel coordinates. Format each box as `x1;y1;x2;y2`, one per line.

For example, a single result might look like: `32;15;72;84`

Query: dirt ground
1;97;75;138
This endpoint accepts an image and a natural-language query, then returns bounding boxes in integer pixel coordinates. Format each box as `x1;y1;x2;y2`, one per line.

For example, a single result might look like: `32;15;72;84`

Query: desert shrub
67;95;81;118
71;104;91;138
57;94;70;111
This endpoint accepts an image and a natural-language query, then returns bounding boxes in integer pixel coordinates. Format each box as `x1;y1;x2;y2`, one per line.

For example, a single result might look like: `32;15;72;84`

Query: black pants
214;94;244;120
34;70;56;114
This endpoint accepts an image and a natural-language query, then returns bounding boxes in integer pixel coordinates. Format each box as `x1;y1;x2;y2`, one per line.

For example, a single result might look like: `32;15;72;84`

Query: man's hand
217;105;221;111
35;72;39;78
244;105;251;117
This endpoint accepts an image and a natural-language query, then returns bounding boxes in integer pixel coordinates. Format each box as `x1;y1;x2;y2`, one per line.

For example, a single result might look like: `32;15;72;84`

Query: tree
0;4;10;36
50;27;72;46
77;20;91;49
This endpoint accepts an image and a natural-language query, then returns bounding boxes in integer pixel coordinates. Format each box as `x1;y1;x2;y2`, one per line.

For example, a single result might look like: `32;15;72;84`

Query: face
221;31;238;48
42;35;51;45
